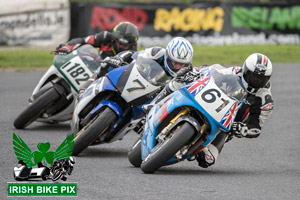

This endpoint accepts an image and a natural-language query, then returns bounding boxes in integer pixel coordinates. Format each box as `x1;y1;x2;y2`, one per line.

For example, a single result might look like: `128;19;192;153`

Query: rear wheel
128;138;142;167
72;107;117;156
141;122;195;174
14;87;60;129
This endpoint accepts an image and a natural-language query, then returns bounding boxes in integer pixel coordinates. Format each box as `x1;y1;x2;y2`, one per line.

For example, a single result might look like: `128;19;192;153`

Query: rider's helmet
68;156;76;165
241;53;272;94
112;22;139;54
164;37;193;77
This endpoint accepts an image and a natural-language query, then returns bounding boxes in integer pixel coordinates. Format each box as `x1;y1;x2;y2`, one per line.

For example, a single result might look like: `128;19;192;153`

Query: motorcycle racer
196;53;274;168
145;53;274;168
55;22;139;93
139;37;195;112
139;36;193;75
55;21;139;59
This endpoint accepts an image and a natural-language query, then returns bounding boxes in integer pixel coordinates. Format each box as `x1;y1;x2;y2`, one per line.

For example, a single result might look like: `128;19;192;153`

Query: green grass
0;49;54;70
192;44;300;66
0;44;299;71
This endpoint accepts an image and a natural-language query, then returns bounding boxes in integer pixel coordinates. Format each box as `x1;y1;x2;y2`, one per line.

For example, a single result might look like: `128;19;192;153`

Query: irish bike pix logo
12;133;75;182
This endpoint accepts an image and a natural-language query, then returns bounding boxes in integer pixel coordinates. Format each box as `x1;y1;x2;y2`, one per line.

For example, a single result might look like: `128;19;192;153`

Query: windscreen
135;55;171;86
76;45;101;72
210;65;247;101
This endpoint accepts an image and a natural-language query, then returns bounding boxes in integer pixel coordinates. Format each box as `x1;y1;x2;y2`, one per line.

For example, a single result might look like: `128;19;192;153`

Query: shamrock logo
32;143;55;166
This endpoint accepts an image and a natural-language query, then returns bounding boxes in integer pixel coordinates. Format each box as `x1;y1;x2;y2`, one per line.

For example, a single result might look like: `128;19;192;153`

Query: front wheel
128;138;142;167
52;170;63;181
14;87;60;129
72;107;117;156
141;122;195;174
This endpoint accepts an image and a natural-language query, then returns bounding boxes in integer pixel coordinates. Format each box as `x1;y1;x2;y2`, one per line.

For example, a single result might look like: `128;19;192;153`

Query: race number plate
121;65;159;102
60;57;93;92
194;80;235;122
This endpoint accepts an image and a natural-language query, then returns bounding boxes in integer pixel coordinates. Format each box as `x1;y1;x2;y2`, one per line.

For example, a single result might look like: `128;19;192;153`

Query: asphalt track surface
1;63;299;200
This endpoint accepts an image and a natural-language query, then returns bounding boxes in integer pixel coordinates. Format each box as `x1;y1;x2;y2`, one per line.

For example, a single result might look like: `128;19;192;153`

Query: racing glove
54;43;81;55
103;56;128;68
175;66;200;83
231;122;261;138
231;122;248;138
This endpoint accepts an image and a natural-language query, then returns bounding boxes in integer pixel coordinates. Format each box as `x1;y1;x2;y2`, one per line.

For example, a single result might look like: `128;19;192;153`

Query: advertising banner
71;2;300;46
0;0;70;47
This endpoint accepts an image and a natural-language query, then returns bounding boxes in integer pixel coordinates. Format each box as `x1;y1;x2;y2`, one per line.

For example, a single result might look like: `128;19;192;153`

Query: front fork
156;108;190;143
156;107;210;159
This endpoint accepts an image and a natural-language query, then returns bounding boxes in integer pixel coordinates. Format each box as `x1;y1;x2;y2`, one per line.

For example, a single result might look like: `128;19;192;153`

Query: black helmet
112;22;139;53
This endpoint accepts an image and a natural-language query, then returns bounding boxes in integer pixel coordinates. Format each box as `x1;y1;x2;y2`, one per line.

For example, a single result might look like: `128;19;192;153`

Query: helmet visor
166;57;190;72
115;41;131;50
245;70;270;89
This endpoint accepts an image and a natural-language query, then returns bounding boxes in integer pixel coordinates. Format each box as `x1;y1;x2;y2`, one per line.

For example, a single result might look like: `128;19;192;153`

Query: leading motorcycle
128;65;247;173
14;45;100;129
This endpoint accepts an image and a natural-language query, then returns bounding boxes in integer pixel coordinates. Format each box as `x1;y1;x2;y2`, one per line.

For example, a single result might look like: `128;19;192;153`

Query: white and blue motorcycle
71;53;171;156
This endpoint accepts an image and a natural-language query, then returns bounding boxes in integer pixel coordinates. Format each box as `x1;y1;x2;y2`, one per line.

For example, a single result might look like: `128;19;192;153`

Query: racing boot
196;145;219;168
196;131;228;168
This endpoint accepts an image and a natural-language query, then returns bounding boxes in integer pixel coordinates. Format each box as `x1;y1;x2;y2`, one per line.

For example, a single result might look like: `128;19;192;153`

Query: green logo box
8;183;77;196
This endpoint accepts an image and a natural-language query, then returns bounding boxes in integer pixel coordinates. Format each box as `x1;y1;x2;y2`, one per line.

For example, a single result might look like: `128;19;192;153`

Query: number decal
59;57;94;92
215;98;230;113
65;62;90;85
70;67;85;78
127;79;146;92
201;89;220;103
75;73;90;85
201;89;229;113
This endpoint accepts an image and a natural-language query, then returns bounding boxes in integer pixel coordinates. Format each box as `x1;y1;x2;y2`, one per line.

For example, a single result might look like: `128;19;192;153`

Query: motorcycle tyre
141;122;195;174
14;87;60;129
72;107;117;156
128;138;142;167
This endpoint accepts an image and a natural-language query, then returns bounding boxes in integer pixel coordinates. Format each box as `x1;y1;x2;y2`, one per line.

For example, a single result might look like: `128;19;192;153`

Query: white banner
0;0;70;47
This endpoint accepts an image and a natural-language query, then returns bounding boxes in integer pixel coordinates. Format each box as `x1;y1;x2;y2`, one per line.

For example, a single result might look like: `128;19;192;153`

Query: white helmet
68;156;76;165
242;53;272;94
164;37;193;77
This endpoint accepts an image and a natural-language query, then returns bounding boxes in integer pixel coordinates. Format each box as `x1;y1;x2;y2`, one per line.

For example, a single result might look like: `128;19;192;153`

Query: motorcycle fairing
106;64;129;87
72;76;117;132
91;99;124;129
112;63;161;105
32;65;57;96
131;106;146;120
141;88;225;159
30;65;75;122
142;69;243;159
77;77;116;107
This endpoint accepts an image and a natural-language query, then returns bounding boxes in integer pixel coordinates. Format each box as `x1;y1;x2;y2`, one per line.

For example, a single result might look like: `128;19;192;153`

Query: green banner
8;183;77;196
232;6;300;30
